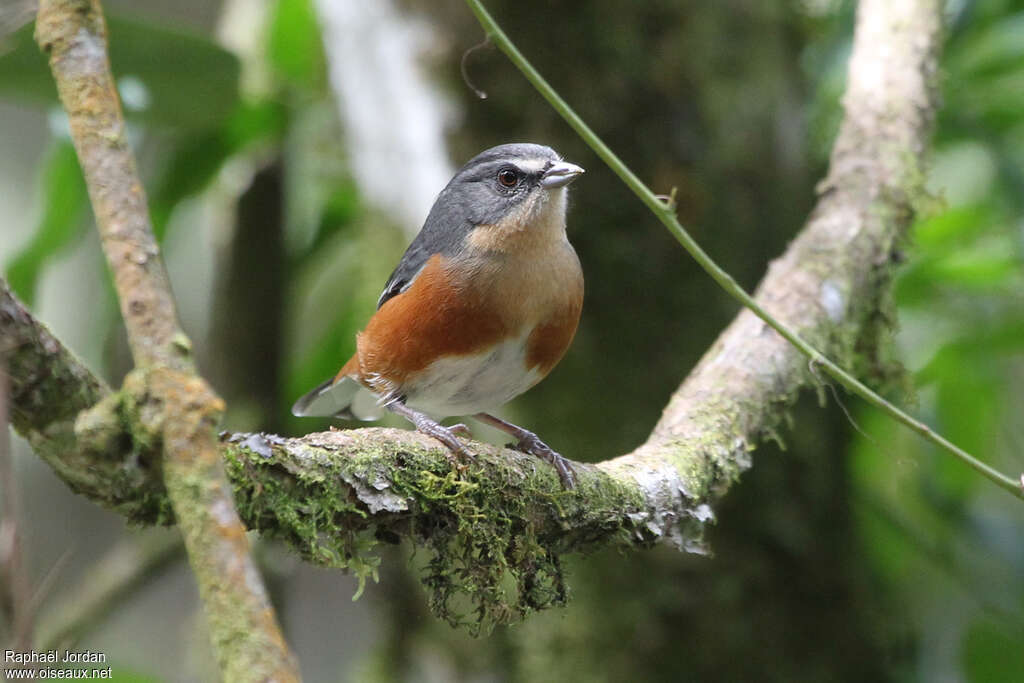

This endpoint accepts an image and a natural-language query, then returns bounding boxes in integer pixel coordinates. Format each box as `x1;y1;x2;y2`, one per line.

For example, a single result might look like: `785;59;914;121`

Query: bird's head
439;143;584;251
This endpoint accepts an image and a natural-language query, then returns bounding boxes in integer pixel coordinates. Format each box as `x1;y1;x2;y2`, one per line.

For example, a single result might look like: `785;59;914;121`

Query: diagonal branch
466;0;1023;499
33;0;299;678
2;0;962;630
606;0;945;491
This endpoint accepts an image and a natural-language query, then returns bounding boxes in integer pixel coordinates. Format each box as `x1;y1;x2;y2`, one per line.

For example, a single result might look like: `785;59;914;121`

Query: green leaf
268;0;324;89
963;618;1024;683
105;15;240;128
949;69;1024;132
927;237;1019;288
912;204;995;248
150;101;288;240
4;139;87;305
932;365;996;500
224;99;290;149
280;101;353;257
948;12;1024;79
0;15;57;104
0;14;240;129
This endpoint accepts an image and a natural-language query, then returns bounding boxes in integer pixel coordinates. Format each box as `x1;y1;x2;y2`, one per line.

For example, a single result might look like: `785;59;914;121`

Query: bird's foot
412;417;472;468
471;413;577;489
473;413;576;489
386;401;472;469
513;430;577;490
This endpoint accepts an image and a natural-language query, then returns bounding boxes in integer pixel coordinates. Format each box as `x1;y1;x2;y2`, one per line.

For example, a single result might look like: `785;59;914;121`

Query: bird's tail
290;375;384;421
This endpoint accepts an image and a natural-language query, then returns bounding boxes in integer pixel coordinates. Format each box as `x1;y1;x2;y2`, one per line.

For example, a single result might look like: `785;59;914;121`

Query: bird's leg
386;400;471;466
474;413;577;490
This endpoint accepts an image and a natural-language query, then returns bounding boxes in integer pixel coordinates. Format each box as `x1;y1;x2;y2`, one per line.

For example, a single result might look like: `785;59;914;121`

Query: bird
292;143;584;488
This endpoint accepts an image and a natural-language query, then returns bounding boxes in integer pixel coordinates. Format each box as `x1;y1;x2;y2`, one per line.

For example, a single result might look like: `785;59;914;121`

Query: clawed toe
386;405;577;488
385;401;474;468
515;435;577;490
424;424;471;464
473;413;577;490
447;423;472;437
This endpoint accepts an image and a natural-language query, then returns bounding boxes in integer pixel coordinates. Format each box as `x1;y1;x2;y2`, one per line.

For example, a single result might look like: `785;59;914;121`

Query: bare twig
36;533;182;651
33;0;299;678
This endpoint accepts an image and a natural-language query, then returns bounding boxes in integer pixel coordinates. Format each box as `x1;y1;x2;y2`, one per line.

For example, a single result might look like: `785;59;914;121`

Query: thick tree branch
32;0;299;679
1;277;696;628
606;0;944;491
3;0;959;630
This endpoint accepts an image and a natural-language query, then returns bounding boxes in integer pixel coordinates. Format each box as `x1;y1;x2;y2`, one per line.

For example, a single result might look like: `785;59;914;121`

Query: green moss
224;437;652;634
28;376;172;525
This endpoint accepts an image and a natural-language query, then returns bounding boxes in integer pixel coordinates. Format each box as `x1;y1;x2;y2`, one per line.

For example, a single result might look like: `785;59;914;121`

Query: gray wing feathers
291;376;383;421
377;257;427;309
376;187;474;309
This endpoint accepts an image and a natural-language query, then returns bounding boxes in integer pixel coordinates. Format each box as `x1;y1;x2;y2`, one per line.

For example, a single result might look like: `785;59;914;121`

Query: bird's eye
497;168;520;188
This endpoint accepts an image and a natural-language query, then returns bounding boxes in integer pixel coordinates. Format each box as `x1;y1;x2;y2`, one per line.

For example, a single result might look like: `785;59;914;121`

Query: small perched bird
293;143;584;488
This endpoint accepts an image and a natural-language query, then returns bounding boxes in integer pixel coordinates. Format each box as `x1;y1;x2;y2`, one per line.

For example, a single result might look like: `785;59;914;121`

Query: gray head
439;143;584;228
377;144;584;307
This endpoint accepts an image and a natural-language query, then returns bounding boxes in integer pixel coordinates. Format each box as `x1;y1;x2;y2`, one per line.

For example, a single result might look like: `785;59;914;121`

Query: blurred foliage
4;138;87;305
846;2;1024;681
0;15;239;128
3;0;1024;681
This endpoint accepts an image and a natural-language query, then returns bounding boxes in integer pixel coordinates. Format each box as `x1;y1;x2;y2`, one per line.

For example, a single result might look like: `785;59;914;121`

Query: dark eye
497;168;520;188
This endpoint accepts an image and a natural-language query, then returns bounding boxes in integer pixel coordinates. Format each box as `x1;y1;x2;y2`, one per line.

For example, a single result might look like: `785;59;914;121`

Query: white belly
403;332;542;418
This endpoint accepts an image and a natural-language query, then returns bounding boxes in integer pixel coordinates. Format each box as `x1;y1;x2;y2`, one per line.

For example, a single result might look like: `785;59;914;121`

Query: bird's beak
540;161;585;188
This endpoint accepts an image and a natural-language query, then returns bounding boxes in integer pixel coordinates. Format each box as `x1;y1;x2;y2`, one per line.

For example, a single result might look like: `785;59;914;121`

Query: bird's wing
377;241;431;309
377;187;474;309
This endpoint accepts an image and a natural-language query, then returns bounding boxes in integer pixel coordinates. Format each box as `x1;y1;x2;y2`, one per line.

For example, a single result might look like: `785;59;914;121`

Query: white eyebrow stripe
514;158;550;174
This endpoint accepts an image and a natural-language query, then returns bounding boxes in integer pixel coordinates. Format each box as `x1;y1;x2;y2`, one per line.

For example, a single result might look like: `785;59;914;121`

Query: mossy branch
3;276;706;631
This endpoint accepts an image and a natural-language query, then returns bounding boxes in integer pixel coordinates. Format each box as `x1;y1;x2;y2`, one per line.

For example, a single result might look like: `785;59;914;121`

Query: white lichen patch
820;280;845;322
613;455;712;553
